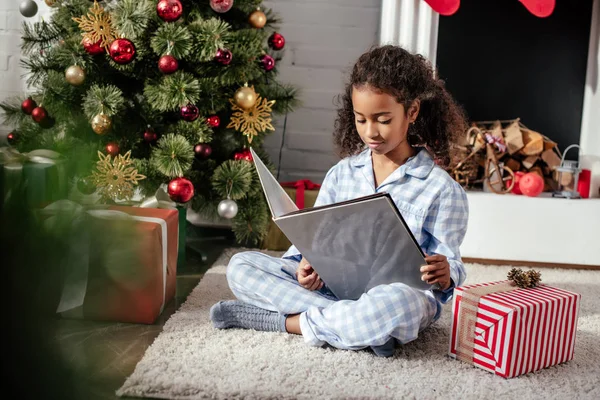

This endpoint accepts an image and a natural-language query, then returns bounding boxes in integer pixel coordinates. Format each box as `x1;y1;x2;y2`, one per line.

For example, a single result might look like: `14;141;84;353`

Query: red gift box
449;281;581;378
280;180;321;209
57;205;179;324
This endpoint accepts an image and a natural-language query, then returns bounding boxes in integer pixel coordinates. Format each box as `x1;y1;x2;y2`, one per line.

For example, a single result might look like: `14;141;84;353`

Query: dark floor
50;226;238;399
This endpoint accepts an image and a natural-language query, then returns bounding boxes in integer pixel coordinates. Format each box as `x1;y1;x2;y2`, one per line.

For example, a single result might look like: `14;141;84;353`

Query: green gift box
0;148;68;207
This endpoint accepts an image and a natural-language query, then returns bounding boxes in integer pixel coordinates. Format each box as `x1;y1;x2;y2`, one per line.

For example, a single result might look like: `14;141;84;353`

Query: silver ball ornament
19;0;38;18
217;199;238;219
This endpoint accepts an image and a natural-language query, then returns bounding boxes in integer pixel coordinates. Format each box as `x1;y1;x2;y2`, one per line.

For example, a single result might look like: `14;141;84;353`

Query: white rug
117;248;600;399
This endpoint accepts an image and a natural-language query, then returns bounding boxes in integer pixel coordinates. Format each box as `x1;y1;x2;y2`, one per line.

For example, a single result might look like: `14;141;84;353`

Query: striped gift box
449;281;581;378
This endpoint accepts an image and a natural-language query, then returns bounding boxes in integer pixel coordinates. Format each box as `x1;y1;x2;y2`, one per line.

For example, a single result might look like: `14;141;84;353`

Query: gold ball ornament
91;114;112;135
234;85;258;110
249;9;267;29
65;65;85;86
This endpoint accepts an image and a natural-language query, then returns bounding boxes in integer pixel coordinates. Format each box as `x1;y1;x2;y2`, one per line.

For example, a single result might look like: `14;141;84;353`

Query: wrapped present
449;281;581;378
0;148;67;207
45;201;179;324
260;180;320;251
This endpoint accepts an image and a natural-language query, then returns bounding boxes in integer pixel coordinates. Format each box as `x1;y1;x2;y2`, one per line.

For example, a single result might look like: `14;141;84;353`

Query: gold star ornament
91;150;145;201
72;1;117;49
227;94;276;144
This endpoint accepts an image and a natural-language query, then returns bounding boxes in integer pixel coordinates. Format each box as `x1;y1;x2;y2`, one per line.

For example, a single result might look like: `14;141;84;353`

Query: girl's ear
408;99;420;123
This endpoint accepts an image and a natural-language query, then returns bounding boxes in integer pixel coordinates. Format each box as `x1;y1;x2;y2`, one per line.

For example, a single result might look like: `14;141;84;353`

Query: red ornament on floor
21;97;37;114
206;115;220;128
157;0;183;22
31;106;48;123
268;32;285;50
167;177;194;203
519;172;544;197
158;55;178;74
105;142;120;156
82;36;105;55
507;171;526;195
180;104;199;121
109;38;136;64
234;148;253;162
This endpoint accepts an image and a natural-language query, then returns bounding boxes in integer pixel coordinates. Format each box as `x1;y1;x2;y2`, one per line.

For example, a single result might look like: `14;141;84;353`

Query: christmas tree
1;0;297;246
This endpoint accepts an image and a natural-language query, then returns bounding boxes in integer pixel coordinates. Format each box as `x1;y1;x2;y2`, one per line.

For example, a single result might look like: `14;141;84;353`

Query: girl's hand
296;257;323;291
421;254;451;291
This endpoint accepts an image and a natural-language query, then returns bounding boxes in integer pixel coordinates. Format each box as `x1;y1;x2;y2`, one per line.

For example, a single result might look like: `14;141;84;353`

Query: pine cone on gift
526;269;542;287
507;268;521;282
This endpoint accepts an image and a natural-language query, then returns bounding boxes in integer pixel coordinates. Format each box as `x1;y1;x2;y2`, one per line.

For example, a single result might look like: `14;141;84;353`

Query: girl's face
351;85;419;157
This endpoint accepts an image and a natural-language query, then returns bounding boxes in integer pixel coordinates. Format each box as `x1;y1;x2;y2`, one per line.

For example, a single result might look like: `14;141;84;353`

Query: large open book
250;148;432;300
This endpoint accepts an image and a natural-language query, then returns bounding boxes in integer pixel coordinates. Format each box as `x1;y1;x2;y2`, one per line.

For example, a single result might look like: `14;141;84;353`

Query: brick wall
262;0;381;182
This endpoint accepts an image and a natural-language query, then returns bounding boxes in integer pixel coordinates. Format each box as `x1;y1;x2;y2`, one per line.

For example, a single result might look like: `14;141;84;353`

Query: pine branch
83;84;125;119
151;23;193;59
112;0;154;40
229;29;265;61
144;71;201;111
150;134;194;178
41;71;81;121
0;98;30;127
211;160;253;200
21;20;63;56
188;18;231;62
231;195;269;246
21;56;54;88
254;82;300;114
169;120;213;145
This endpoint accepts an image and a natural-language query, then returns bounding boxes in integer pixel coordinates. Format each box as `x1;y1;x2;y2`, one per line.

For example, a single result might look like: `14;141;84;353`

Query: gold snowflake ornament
227;96;276;144
72;1;117;49
91;150;146;201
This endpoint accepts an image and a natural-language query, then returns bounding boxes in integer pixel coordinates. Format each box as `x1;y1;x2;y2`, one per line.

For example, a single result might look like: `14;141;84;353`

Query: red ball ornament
82;36;105;55
143;129;158;143
105;142;120;156
519;172;545;197
167;177;194;203
260;54;275;71
31;106;48;123
194;143;212;159
158;54;178;74
268;32;285;50
210;0;234;13
206;115;220;128
21;97;37;114
109;38;136;65
215;48;232;65
180;104;199;121
157;0;183;22
507;171;526;195
7;132;16;145
234;148;253;162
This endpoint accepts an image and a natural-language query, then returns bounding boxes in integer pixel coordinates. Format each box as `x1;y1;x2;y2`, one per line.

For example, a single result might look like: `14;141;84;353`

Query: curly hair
333;45;467;166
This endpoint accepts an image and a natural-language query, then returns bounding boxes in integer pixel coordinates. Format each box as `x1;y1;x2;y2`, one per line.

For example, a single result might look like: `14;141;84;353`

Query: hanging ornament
180;103;199;121
194;143;212;159
158;54;178;74
19;0;38;18
268;32;285;50
72;1;117;50
210;0;234;13
228;93;275;143
77;176;97;195
167;177;194;203
21;97;37;115
91;150;146;201
249;9;267;29
423;0;460;16
206;115;220;128
31;106;48;123
65;65;86;86
519;0;556;18
109;38;136;64
143;129;158;143
214;48;232;65
260;54;275;71
105;142;120;156
217;199;238;219
7;132;17;145
233;84;258;110
157;0;183;22
91;113;112;135
234;148;253;162
44;0;56;6
82;36;105;55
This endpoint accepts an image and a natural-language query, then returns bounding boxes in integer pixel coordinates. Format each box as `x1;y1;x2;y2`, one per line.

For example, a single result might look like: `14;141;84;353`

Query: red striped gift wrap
449;281;581;378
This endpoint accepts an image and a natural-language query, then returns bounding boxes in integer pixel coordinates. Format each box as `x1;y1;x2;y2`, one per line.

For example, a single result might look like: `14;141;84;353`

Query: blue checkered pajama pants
225;251;440;350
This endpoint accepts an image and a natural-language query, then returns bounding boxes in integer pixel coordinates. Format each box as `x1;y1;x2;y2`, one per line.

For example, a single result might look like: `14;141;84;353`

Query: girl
210;45;469;357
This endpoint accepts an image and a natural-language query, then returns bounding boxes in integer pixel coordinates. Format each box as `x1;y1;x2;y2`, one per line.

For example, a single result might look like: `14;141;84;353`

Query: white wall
262;0;381;182
0;1;52;138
